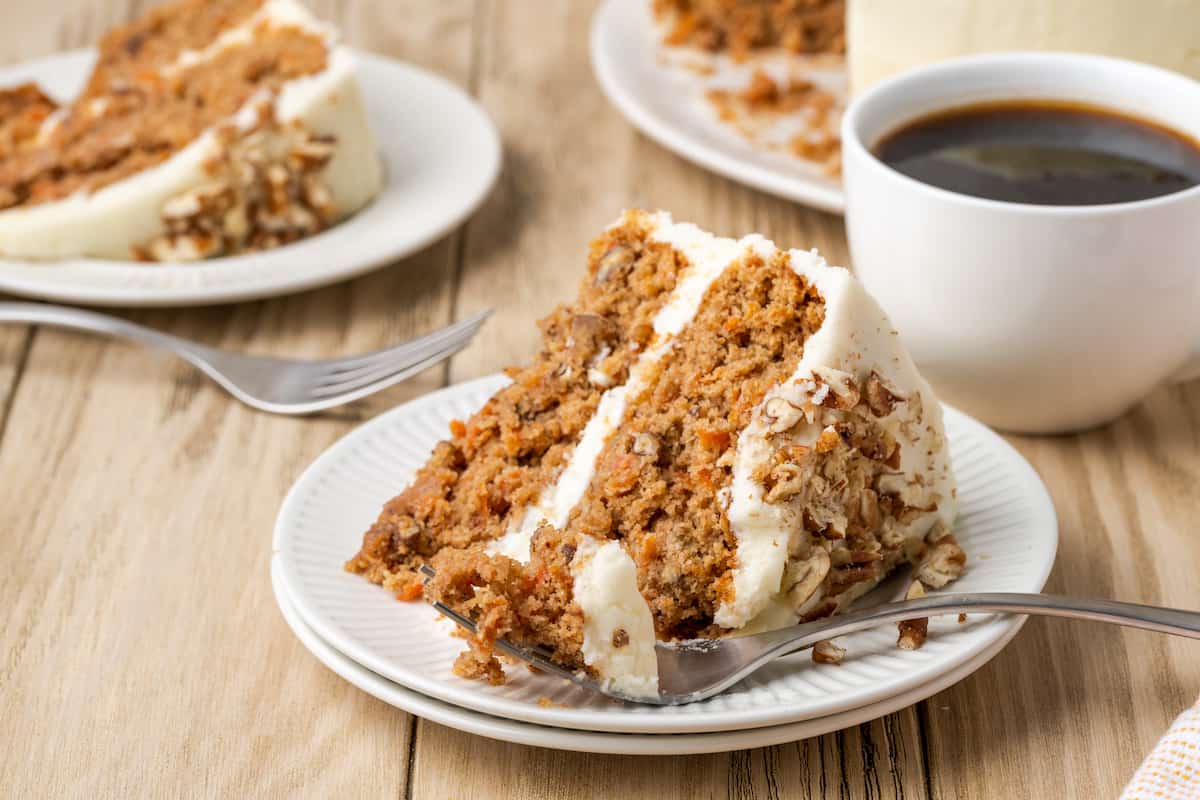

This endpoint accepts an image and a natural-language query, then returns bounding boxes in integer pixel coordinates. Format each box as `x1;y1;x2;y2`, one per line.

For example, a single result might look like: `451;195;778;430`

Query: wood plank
414;712;926;800
735;713;928;800
0;332;412;797
922;383;1200;799
0;327;33;439
0;0;477;796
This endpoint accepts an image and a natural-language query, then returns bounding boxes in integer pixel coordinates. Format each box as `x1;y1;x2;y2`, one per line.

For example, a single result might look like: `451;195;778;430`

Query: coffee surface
874;101;1200;206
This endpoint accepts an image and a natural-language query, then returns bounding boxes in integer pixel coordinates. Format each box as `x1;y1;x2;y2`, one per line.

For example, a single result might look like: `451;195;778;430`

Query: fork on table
0;302;490;414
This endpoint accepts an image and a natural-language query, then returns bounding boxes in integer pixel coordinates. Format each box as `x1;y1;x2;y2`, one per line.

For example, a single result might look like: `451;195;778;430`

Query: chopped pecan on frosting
783;547;830;609
134;102;339;262
812;638;846;665
865;371;905;417
916;522;966;588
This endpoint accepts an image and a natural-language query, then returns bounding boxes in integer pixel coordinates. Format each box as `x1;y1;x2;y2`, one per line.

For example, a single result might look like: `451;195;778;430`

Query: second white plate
590;0;845;213
273;559;1025;755
275;374;1058;735
0;49;500;306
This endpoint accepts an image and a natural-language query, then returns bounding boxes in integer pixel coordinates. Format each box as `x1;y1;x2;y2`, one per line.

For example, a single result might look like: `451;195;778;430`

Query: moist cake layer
362;211;962;698
0;85;57;161
347;213;692;600
85;0;266;96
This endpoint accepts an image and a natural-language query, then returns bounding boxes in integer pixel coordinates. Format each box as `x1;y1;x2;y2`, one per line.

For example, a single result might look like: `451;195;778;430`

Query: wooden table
2;2;1198;796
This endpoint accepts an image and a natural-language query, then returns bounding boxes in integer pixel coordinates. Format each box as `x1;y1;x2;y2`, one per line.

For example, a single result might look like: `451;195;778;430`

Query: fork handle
769;593;1200;658
0;302;211;361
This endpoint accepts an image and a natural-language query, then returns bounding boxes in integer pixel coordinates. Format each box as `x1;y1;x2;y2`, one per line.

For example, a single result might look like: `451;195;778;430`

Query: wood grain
0;1;472;797
0;0;1197;798
923;386;1200;799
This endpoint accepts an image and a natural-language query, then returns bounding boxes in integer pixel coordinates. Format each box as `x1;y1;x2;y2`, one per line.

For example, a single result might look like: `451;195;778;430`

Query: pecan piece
866;371;905;417
897;580;929;650
812;639;846;665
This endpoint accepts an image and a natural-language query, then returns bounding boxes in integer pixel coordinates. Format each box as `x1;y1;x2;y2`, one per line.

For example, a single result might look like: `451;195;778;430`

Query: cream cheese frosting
716;242;955;629
0;0;381;260
570;537;660;699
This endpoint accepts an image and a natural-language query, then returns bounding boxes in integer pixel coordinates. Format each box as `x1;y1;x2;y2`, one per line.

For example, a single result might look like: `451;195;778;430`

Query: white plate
0;49;500;306
275;374;1058;734
591;0;845;214
273;559;1024;755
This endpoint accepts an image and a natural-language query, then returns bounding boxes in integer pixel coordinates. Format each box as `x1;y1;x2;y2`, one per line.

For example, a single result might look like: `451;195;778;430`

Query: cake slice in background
348;211;964;697
0;0;381;261
652;0;846;59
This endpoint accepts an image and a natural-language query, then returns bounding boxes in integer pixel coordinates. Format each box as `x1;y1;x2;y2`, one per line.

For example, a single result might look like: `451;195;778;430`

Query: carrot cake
347;210;963;698
653;0;846;60
0;0;381;261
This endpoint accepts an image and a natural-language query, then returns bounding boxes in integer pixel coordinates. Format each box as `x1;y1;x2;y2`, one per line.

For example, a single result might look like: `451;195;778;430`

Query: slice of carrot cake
347;210;963;698
653;0;846;59
0;0;381;261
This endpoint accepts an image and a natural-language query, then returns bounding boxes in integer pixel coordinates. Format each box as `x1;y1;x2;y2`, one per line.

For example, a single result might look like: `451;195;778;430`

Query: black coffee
873;100;1200;206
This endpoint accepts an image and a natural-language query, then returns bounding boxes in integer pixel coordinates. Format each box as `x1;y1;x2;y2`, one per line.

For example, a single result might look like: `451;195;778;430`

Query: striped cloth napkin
1121;699;1200;799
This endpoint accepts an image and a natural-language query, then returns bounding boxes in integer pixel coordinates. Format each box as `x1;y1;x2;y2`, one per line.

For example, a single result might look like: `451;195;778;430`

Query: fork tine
315;320;480;388
322;310;491;375
428;598;479;635
303;332;475;401
305;324;478;399
427;597;586;685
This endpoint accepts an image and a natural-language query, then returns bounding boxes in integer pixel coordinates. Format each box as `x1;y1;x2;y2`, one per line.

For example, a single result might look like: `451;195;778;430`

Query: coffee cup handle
1169;340;1200;383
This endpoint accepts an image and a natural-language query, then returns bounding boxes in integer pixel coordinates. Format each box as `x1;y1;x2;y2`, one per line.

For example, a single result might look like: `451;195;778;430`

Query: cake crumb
453;648;506;686
812;639;846;665
897;580;929;651
704;68;842;174
916;529;967;588
653;0;846;59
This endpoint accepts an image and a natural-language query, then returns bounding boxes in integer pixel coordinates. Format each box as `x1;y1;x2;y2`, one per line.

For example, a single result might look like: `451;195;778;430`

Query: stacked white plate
591;0;847;214
273;374;1058;755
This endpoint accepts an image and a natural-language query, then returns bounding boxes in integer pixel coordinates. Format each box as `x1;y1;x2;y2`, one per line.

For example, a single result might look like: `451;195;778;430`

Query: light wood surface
1;2;1197;797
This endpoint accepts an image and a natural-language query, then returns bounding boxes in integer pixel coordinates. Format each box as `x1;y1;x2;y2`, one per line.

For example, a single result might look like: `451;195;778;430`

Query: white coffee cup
841;52;1200;434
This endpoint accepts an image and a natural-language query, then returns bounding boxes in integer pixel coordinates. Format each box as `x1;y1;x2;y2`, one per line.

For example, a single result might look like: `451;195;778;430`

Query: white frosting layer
715;241;956;629
0;0;381;260
570;537;659;699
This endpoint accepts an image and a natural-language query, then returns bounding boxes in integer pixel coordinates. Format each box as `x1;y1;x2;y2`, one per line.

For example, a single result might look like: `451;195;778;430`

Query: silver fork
420;565;1200;706
0;302;490;414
